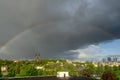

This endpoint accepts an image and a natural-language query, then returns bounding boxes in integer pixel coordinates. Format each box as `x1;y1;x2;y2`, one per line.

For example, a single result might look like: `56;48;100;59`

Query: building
13;60;20;63
102;55;120;62
1;66;8;75
35;54;40;61
36;66;44;70
113;57;117;62
57;72;69;78
107;57;112;62
1;66;7;72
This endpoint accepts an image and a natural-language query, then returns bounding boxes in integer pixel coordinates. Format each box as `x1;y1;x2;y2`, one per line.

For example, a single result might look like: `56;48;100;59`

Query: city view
0;0;120;80
0;55;120;80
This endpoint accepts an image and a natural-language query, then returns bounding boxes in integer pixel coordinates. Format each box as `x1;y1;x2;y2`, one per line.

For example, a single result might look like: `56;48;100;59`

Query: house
36;66;44;70
1;66;7;72
1;66;8;75
57;71;69;78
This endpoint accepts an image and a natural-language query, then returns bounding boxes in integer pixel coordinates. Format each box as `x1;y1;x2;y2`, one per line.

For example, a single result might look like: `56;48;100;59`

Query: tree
104;65;112;72
0;66;2;77
26;66;38;76
85;62;96;75
96;63;104;77
7;66;15;77
101;71;116;80
37;70;44;75
16;64;38;77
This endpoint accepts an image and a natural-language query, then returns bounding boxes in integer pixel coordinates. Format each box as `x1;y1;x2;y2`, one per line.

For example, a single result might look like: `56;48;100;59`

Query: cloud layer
68;45;102;61
0;0;120;59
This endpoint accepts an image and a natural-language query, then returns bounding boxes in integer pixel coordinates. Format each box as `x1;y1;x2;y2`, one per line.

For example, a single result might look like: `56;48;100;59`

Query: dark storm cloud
0;0;120;59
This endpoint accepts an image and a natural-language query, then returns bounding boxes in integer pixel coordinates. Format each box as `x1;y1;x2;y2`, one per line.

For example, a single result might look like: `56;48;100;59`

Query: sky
0;0;120;61
99;39;120;55
68;39;120;61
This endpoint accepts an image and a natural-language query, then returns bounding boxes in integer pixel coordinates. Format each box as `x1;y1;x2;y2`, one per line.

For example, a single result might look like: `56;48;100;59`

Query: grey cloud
0;0;120;59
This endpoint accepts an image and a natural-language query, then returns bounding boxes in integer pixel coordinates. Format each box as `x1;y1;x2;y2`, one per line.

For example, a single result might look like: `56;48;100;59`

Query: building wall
57;72;69;78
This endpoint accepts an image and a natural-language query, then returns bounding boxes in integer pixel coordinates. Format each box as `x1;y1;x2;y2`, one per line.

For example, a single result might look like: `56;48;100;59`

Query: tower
107;57;111;62
35;53;40;61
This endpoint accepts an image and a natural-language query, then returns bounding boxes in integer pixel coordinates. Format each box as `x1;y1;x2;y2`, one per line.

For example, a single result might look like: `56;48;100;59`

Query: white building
36;66;44;70
1;66;7;72
1;66;8;75
57;71;69;78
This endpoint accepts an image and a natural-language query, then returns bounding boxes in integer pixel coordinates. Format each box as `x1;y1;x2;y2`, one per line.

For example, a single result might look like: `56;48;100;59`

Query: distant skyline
0;0;120;60
68;39;120;61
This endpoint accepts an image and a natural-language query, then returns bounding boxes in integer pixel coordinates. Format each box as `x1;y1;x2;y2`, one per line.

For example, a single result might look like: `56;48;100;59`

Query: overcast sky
0;0;120;61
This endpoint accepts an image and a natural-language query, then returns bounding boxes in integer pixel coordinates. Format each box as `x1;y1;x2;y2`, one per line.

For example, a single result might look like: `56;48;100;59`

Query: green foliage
15;64;38;77
86;63;96;74
114;70;120;79
26;66;38;76
38;70;44;75
104;65;112;72
7;69;15;77
113;65;119;71
96;64;104;77
0;66;2;77
0;59;120;79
